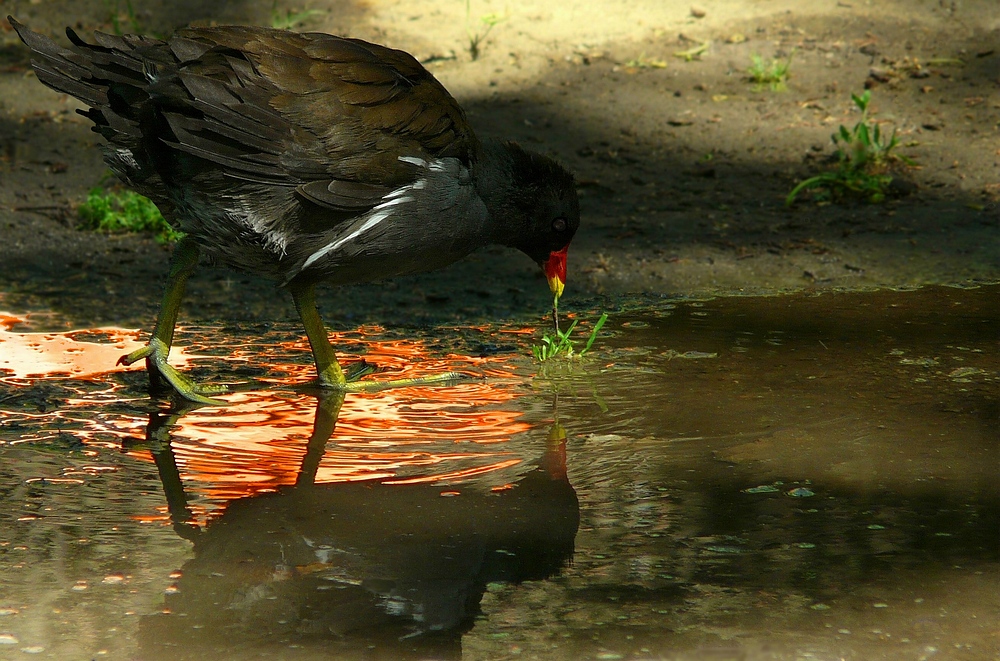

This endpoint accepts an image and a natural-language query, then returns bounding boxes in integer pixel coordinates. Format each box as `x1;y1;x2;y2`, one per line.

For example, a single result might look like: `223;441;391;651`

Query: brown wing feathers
10;18;477;209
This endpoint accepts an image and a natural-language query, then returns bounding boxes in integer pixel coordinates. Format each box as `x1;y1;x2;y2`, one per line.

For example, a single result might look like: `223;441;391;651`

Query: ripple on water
0;285;998;659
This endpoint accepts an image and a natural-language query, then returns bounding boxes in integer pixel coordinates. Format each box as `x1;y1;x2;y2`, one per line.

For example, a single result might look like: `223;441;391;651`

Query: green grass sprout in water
78;187;183;244
787;90;914;205
533;307;608;362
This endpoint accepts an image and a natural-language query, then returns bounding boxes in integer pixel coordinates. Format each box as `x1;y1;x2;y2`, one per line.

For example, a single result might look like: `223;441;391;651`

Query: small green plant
271;2;324;30
787;90;913;205
625;53;668;69
104;0;142;35
465;0;506;61
78;187;183;244
533;312;608;362
748;51;793;91
673;40;710;62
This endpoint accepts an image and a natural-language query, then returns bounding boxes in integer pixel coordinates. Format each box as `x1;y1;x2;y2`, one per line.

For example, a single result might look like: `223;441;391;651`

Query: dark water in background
0;285;997;660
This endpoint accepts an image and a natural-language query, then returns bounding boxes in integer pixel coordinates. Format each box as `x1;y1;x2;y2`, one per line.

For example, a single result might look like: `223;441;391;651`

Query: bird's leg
290;281;347;387
289;281;464;392
118;237;227;405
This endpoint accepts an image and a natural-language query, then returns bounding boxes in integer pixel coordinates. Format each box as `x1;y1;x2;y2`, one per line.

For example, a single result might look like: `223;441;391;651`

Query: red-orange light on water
156;334;532;507
0;312;193;385
1;313;544;524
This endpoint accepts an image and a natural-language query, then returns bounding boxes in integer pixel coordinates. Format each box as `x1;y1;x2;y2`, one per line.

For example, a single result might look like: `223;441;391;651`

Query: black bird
9;17;579;404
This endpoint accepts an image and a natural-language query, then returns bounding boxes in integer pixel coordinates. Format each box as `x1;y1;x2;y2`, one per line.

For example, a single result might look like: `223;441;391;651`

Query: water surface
0;286;997;660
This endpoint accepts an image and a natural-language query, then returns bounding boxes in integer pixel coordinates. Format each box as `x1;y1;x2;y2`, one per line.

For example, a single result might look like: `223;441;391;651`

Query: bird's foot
343;360;379;382
118;338;229;406
342;371;467;392
317;360;466;393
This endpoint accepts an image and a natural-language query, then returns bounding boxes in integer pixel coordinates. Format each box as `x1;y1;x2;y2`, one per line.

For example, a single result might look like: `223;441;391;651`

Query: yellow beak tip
548;276;565;300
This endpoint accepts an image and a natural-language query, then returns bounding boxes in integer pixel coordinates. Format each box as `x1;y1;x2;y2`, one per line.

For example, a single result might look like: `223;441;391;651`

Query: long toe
343;360;379;382
123;338;229;406
154;361;229;406
338;371;468;393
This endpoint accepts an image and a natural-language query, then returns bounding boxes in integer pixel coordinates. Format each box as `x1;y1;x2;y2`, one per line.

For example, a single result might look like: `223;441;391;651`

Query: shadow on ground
1;6;998;331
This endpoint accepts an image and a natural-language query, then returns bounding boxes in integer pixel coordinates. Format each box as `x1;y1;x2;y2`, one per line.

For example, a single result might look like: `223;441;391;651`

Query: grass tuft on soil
787;90;914;206
78;187;183;244
748;51;793;91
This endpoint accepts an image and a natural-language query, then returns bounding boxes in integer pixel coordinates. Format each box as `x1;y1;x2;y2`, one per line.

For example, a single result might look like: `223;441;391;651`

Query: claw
343;360;378;383
119;338;229;406
118;343;154;367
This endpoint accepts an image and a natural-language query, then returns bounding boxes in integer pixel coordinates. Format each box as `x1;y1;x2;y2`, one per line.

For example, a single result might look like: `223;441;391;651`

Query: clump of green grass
748;51;793;91
466;0;506;61
625;53;668;69
270;2;324;29
104;0;142;35
533;312;608;362
787;90;913;205
78;187;183;244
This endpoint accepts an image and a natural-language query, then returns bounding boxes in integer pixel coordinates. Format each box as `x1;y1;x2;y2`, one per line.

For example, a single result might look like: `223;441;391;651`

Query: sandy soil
0;0;998;330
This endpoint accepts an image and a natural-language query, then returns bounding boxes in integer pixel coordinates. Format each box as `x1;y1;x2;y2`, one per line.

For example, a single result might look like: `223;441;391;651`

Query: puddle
0;286;997;660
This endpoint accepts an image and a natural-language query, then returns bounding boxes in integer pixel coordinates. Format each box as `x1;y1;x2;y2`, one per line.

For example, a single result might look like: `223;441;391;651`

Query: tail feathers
8;16;165;192
8;17;155;107
66;26;163;86
9;18;103;102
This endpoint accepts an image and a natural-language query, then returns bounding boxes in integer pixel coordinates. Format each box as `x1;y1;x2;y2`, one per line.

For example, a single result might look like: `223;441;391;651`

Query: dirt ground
0;0;998;331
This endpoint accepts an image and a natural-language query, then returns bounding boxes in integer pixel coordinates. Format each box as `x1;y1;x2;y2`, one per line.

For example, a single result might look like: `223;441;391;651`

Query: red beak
544;246;568;299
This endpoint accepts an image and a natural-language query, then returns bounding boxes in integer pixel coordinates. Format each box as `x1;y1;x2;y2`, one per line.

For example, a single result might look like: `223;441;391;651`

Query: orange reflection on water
1;314;540;516
158;336;533;505
0;312;193;386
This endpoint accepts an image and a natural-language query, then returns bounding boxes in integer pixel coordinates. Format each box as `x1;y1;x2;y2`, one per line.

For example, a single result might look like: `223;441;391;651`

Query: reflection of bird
135;393;579;660
10;17;579;403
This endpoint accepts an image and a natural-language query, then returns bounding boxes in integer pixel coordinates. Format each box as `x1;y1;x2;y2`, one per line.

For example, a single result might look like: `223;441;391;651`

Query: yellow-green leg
290;281;347;387
118;237;227;405
289;281;465;392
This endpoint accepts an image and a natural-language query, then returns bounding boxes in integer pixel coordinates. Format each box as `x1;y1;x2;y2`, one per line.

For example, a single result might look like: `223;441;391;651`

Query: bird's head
480;140;580;300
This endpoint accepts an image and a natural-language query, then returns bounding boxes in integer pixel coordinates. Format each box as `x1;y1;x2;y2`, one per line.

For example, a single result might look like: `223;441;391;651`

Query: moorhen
9;17;579;404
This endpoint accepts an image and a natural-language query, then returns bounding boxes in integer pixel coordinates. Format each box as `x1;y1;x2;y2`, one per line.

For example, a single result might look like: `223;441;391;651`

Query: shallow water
0;286;997;660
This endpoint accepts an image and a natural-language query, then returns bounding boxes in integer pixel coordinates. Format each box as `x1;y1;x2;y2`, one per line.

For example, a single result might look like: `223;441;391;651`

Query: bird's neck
474;139;530;248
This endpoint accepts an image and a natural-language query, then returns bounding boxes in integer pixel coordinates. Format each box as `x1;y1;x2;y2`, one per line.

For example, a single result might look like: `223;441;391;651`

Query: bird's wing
10;19;479;217
154;26;480;210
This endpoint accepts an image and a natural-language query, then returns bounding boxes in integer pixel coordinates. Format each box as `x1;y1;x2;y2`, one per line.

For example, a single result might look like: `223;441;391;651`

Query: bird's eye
552;217;567;232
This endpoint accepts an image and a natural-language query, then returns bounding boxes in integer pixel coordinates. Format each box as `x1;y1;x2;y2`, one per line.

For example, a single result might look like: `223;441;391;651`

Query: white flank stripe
384;186;413;200
297;174;425;273
398;156;428;167
300;210;393;271
373;195;413;210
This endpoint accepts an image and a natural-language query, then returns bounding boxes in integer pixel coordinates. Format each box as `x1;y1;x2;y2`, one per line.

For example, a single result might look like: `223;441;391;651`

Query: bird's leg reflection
295;390;346;487
134;390;349;537
138;406;201;541
134;393;579;659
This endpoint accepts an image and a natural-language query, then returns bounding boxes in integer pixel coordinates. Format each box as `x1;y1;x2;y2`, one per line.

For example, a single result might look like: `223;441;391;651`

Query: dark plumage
9;17;580;402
